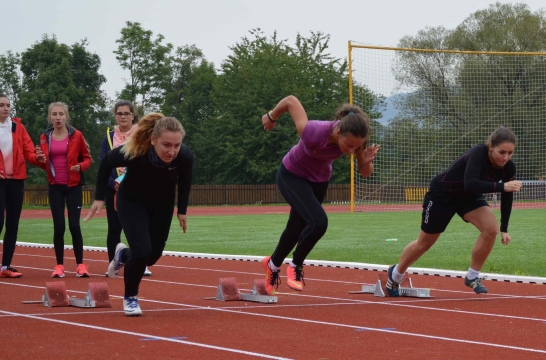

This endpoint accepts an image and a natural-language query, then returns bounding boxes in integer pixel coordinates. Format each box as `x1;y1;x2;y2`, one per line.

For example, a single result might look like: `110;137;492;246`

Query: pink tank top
50;136;69;185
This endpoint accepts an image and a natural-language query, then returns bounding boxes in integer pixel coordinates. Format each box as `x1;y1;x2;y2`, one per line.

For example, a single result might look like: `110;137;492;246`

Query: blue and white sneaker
123;296;142;316
385;265;400;297
108;243;127;278
464;277;488;294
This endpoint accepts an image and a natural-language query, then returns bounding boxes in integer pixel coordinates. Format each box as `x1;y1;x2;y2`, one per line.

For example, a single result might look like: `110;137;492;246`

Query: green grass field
10;208;545;277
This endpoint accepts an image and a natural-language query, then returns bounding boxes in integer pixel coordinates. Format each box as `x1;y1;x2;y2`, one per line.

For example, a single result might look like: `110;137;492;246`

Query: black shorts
420;188;489;234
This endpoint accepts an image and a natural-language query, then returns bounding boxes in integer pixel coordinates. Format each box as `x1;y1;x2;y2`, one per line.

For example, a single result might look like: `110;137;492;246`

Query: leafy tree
0;51;21;115
160;45;216;147
193;29;378;184
114;21;173;114
390;3;546;180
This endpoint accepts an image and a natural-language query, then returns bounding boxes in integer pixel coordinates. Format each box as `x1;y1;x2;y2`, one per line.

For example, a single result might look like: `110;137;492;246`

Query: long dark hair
333;104;371;147
487;126;517;147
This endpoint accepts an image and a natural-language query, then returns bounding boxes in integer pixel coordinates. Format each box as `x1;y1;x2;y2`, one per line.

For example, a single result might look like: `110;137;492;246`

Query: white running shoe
143;267;152;276
123;296;142;316
108;243;127;278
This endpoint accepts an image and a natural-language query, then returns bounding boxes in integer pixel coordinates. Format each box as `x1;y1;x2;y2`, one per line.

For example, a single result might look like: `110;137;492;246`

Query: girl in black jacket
85;113;193;316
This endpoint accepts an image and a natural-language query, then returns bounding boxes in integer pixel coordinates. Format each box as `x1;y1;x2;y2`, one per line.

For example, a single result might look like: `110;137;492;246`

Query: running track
1;206;545;359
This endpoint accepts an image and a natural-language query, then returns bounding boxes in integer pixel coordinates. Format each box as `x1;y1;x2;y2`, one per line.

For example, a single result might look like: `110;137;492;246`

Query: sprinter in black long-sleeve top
85;113;193;316
385;126;522;296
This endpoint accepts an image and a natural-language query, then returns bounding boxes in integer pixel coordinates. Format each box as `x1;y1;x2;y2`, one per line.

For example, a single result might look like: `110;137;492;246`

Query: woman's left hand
83;200;105;222
70;164;81;172
500;232;511;245
363;144;380;163
178;214;187;233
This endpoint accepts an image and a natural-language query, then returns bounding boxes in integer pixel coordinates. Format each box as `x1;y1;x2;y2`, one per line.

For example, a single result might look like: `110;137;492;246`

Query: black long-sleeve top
95;145;194;215
430;144;516;232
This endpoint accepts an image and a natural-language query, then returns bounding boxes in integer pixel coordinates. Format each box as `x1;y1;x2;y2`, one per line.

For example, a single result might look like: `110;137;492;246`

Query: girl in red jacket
36;102;92;278
0;94;46;278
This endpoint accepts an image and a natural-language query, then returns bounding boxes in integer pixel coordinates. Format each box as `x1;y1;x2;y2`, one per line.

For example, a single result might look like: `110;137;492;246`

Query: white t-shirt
0;118;14;177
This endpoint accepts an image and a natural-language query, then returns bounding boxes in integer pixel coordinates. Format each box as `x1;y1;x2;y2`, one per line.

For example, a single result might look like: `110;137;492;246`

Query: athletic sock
268;259;280;271
467;267;480;280
1;266;6;272
392;265;404;282
289;261;297;268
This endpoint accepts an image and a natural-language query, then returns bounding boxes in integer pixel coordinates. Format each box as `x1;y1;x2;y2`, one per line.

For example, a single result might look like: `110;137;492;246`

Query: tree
0;51;21;115
16;35;108;184
114;21;173;114
160;45;216;147
391;3;546;181
193;29;378;184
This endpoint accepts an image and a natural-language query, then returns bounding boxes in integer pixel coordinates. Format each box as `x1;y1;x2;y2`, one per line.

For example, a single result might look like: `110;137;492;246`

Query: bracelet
267;111;277;123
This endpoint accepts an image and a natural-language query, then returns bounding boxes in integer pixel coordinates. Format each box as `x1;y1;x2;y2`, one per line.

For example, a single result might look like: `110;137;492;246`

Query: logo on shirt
168;167;177;171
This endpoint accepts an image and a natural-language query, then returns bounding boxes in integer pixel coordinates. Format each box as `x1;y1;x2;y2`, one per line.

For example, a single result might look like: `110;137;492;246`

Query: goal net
349;43;546;212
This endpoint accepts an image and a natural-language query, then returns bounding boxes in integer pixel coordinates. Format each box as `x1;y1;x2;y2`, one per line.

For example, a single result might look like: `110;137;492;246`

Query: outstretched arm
262;95;308;136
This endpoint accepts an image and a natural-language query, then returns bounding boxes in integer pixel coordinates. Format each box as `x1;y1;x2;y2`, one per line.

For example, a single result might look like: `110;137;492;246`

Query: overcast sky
4;1;545;99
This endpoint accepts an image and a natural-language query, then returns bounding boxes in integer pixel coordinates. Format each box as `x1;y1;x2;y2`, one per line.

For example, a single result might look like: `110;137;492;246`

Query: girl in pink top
36;102;92;278
260;96;380;295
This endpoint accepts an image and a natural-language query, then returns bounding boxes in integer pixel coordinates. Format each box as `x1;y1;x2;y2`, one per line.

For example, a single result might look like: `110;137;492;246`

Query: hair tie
348;111;354;115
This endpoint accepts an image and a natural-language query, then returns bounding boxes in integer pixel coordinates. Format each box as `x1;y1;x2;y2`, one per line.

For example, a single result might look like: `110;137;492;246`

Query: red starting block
212;278;277;303
23;281;112;308
43;281;71;307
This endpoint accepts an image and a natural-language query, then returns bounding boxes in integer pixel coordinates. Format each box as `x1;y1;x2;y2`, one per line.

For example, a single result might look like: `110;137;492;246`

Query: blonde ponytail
121;113;186;160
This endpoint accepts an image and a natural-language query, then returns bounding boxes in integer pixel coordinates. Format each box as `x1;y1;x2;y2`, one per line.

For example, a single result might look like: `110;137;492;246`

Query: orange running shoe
51;264;65;278
286;265;305;291
0;266;23;278
76;264;90;278
261;256;280;295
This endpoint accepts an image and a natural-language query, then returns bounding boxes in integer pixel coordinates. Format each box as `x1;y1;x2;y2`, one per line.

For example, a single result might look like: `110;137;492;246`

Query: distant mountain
376;93;406;125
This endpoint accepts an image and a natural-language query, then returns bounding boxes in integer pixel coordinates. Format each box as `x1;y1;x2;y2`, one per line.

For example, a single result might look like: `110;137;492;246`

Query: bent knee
480;226;499;239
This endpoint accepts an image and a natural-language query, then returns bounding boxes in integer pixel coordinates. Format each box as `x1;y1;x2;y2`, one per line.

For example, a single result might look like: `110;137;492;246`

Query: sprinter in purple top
260;95;380;295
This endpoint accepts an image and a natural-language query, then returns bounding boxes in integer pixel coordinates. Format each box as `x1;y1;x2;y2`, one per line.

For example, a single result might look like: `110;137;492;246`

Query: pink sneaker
51;264;65;278
76;264;90;278
0;267;23;278
261;256;280;295
286;265;305;291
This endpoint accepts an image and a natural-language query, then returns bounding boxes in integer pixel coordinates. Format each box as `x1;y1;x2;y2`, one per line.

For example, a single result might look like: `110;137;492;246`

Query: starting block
68;282;112;308
213;277;277;303
23;281;112;308
349;273;432;298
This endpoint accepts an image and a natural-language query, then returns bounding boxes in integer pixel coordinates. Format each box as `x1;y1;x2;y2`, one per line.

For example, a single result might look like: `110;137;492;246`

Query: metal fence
23;184;352;206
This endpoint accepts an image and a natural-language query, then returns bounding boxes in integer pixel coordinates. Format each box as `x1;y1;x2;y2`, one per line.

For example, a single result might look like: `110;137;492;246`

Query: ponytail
121;113;186;160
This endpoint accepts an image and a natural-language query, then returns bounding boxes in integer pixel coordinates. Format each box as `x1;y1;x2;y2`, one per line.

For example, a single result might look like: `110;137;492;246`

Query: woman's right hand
83;200;105;222
503;181;522;192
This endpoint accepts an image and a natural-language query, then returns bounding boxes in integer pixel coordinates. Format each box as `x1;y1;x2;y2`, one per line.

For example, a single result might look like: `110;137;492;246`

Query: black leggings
104;186;123;262
271;164;329;267
48;184;84;265
116;192;174;297
0;179;24;267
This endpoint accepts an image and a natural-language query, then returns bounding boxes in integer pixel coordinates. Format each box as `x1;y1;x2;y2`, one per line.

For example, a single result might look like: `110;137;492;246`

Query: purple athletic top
282;120;343;182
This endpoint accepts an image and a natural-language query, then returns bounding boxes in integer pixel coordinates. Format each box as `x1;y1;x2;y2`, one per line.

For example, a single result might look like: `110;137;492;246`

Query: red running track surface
1;245;545;359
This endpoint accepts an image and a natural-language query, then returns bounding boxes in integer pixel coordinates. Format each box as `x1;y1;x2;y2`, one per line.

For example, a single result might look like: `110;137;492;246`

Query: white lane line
2;283;546;354
0;309;291;360
9;252;546;301
3;279;546;326
3;271;546;324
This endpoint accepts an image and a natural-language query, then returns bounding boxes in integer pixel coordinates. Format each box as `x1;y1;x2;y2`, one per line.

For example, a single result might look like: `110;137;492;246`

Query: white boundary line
1;281;546;355
5;241;546;285
0;309;290;359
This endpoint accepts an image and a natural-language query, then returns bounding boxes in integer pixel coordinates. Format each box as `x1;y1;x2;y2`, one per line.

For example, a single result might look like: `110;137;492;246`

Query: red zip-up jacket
37;126;92;187
0;118;41;179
